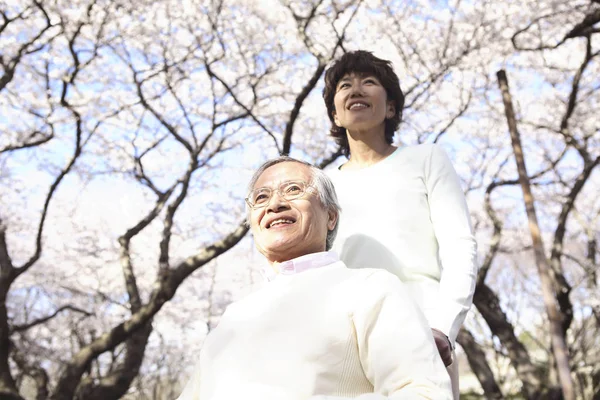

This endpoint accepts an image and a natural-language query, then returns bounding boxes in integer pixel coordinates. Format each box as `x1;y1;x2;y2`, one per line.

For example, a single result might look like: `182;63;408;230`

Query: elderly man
176;156;451;400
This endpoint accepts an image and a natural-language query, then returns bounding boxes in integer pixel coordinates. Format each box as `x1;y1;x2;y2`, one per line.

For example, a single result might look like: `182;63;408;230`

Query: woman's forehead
340;71;376;80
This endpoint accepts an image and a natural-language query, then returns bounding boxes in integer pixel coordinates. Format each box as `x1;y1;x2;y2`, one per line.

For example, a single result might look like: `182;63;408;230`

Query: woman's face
332;72;394;134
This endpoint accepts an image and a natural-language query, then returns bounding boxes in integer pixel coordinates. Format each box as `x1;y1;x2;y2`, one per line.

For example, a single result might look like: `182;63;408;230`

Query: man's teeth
349;103;368;110
270;219;293;227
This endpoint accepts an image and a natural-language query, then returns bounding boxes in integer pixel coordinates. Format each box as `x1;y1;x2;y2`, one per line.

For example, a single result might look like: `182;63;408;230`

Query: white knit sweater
177;252;451;400
328;144;478;345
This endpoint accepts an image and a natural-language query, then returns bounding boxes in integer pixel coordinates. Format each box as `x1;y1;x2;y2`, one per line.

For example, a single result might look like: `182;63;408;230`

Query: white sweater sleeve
425;144;478;345
311;271;452;400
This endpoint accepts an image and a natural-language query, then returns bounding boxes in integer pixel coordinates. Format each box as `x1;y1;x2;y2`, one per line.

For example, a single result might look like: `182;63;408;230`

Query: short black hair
323;50;405;156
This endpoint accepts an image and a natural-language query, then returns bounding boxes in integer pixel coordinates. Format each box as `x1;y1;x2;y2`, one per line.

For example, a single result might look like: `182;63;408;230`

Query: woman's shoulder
401;143;443;157
324;163;342;177
337;265;405;290
395;143;454;169
343;268;415;312
374;143;434;169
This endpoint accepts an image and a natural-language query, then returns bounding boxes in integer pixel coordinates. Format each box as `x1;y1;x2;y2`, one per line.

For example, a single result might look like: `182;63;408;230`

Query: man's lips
265;216;297;229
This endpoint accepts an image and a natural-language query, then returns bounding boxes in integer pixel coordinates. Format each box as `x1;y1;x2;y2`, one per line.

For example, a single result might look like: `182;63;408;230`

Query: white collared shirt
260;251;339;281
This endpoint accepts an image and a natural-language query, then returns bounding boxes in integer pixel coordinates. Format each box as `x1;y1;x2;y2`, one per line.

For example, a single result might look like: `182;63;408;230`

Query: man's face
249;162;336;264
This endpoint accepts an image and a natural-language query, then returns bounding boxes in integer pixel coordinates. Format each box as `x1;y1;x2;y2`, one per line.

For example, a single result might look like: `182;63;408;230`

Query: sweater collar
261;251;339;282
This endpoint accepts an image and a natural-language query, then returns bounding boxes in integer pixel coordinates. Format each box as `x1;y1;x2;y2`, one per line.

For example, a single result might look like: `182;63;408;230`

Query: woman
323;50;477;399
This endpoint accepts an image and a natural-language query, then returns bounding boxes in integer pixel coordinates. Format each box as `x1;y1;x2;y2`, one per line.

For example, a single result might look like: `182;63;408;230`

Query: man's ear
327;209;338;231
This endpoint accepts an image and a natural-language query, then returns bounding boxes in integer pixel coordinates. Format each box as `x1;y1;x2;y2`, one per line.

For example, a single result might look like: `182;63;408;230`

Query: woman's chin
346;123;386;136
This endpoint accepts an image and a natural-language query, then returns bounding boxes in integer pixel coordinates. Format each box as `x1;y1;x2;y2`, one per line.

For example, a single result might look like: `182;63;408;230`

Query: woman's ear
333;110;342;127
386;101;395;119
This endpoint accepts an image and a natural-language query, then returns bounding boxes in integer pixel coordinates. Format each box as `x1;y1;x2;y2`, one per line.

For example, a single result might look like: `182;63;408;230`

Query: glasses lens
248;181;307;208
250;188;271;207
281;181;305;200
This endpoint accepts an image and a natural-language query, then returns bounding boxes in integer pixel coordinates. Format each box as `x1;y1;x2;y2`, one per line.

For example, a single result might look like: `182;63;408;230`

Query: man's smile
267;218;296;229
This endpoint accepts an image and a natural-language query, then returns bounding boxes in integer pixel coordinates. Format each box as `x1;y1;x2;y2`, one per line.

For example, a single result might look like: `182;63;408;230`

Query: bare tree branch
11;343;48;400
511;4;597;50
564;8;600;39
203;61;281;153
550;155;600;333
12;305;92;333
50;221;249;400
318;146;343;169
0;1;56;92
282;62;327;155
432;92;472;143
0;132;54;154
280;0;363;155
559;36;596;153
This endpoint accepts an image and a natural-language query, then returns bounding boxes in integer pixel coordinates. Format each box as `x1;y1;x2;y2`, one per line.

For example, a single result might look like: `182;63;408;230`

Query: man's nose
266;191;290;212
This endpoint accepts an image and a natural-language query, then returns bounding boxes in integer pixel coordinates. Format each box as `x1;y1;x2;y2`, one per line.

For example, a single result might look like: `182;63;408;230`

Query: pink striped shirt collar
261;251;339;282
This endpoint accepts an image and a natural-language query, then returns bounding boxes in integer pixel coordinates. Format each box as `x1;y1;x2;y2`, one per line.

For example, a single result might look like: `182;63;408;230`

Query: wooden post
496;70;575;400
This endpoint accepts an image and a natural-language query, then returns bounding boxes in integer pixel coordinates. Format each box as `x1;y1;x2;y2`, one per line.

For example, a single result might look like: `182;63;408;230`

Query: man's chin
264;239;305;261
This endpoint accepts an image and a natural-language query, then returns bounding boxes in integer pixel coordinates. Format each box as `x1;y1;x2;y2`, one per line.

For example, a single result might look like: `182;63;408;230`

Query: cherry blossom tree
1;0;599;399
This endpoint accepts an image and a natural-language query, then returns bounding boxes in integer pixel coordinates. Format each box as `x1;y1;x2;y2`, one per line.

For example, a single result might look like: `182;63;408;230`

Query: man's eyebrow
253;180;299;191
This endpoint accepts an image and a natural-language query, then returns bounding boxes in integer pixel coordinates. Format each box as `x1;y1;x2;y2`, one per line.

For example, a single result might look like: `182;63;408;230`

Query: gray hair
246;156;341;251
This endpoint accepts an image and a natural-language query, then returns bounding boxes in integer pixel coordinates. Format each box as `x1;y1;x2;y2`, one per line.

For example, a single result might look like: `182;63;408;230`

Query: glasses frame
245;180;312;209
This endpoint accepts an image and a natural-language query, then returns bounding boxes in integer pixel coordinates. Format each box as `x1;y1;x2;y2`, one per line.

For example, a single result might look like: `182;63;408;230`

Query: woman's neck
344;128;396;169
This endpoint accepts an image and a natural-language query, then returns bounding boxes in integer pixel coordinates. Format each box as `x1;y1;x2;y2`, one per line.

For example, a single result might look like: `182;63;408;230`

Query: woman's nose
349;83;364;97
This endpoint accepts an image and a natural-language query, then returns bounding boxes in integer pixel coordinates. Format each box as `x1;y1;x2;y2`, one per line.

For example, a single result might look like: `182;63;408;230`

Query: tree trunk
456;328;503;399
473;282;542;398
49;223;249;400
0;277;22;400
496;69;575;400
74;322;153;400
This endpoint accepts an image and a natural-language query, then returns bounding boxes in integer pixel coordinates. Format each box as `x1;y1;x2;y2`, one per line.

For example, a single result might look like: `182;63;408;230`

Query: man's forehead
254;162;311;188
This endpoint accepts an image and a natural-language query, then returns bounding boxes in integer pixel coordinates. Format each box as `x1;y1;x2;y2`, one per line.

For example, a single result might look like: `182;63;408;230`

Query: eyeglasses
246;180;311;209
